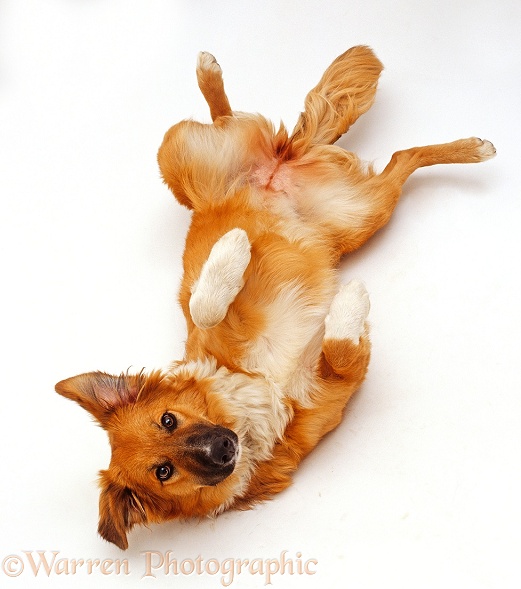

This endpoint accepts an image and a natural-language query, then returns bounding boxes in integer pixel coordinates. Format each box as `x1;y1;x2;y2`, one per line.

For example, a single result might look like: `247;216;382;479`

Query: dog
55;46;495;549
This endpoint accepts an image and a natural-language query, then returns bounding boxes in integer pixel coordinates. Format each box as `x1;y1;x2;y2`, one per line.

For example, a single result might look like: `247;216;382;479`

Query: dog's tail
288;46;383;157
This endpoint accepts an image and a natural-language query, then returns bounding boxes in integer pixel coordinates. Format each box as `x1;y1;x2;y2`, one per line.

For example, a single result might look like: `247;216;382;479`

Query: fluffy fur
55;46;495;549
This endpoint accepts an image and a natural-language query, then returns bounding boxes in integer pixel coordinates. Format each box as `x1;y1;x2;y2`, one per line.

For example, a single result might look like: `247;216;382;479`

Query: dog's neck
169;356;292;499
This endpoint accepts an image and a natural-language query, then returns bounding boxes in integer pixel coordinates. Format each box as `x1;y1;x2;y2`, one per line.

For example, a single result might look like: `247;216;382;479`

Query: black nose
209;434;237;466
185;426;238;485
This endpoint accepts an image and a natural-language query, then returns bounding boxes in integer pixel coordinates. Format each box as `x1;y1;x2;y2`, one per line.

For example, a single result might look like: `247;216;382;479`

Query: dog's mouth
184;425;239;486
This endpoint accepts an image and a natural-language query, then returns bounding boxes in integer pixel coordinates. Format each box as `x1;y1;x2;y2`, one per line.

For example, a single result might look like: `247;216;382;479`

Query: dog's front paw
325;279;370;343
189;228;251;330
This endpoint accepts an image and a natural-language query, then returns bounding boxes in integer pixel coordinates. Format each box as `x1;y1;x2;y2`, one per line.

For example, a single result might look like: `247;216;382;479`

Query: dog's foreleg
321;279;371;384
196;52;233;121
324;280;370;344
189;228;251;329
235;280;372;507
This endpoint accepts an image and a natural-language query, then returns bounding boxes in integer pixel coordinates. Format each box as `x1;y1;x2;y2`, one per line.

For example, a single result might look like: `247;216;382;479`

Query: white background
1;1;520;587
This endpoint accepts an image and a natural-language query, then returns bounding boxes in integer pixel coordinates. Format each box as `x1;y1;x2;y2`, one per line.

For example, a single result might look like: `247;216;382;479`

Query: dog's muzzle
185;425;239;485
207;430;238;466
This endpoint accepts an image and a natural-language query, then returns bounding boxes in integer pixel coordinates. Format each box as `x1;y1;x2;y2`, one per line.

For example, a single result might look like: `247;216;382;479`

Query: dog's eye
161;412;177;430
156;463;174;481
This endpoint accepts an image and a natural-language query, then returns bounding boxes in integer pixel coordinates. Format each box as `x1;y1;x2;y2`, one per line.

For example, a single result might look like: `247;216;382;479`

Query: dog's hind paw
473;138;496;161
197;51;222;74
325;280;370;343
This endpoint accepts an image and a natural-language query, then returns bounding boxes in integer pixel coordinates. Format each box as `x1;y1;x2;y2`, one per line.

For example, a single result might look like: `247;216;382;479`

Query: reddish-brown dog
56;46;495;549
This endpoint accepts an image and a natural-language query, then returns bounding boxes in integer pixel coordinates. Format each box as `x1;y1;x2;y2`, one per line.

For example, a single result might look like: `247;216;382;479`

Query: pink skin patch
250;159;292;193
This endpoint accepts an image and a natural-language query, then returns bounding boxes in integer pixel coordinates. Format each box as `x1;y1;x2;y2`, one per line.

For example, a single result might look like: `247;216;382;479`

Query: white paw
197;51;222;74
324;279;370;343
189;228;251;329
472;137;496;161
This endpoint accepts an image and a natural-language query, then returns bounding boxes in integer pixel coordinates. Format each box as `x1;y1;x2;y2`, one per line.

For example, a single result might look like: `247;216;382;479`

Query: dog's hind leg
289;46;383;156
317;137;496;257
378;137;496;187
196;52;233;121
189;228;251;329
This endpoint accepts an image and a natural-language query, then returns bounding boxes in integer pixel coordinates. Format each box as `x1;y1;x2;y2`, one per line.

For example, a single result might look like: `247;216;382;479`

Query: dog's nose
209;434;237;466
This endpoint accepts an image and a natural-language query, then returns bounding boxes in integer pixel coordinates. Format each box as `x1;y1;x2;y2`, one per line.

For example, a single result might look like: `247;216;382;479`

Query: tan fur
55;46;495;550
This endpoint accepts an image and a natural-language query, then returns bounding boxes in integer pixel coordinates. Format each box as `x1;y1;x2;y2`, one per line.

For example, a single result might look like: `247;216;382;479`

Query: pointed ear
55;371;144;425
98;473;148;550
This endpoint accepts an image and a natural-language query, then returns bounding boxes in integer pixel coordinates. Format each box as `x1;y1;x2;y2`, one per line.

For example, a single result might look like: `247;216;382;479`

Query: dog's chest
240;279;334;405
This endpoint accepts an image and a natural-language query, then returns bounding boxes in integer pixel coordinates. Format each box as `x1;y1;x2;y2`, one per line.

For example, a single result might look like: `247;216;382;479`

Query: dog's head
55;366;241;549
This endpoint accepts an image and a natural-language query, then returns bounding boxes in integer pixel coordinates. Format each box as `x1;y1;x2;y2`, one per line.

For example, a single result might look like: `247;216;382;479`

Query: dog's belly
249;160;320;243
249;149;370;237
251;159;292;193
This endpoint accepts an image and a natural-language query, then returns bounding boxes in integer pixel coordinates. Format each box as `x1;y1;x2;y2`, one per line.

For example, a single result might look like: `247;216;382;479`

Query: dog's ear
98;472;148;550
55;371;144;425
